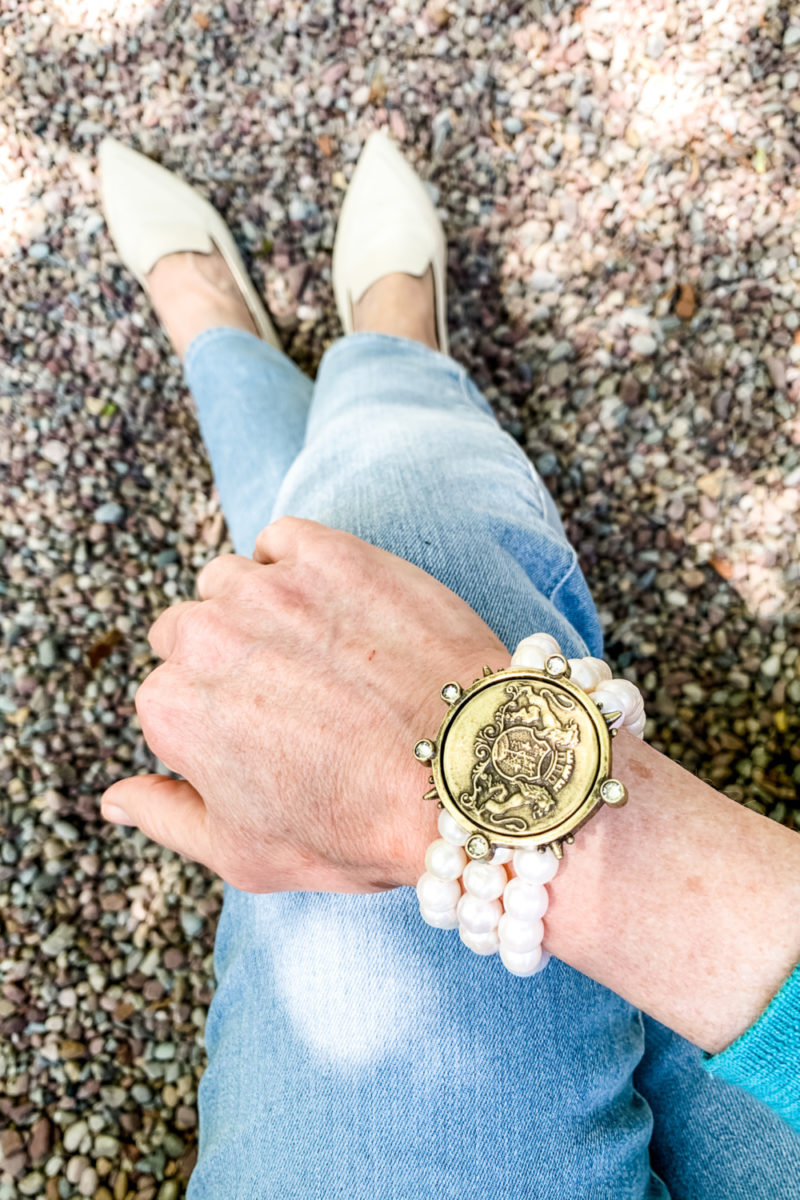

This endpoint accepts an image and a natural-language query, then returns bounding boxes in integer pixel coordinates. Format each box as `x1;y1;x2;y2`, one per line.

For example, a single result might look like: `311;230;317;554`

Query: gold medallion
414;657;627;861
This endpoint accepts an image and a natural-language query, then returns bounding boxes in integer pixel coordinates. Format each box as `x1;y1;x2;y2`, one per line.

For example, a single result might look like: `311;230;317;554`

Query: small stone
63;1119;89;1153
646;33;665;59
18;1173;46;1197
503;116;523;135
41;439;69;465
545;654;568;677
441;683;461;703
630;334;657;356
29;243;50;260
179;911;203;938
38;638;56;668
93;502;124;524
41;924;75;957
93;588;114;611
784;25;800;48
29;1117;52;1163
547;362;569;387
531;269;559;291
93;1134;119;1158
536;453;559;476
414;739;435;761
78;1165;98;1197
288;196;307;222
66;1155;89;1185
761;655;781;678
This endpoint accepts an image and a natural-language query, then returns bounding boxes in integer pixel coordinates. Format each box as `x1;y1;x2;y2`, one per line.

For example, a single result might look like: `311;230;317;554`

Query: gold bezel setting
416;665;627;860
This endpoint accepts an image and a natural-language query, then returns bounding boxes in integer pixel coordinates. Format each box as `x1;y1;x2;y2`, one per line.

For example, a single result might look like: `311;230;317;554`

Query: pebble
630;334;657;356
63;1120;89;1154
41;440;70;465
29;243;50;260
18;1175;45;1197
38;638;56;668
77;1165;98;1196
93;502;125;524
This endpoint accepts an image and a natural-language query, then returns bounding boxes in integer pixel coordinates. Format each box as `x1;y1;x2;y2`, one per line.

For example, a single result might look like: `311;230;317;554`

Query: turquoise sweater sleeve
700;959;800;1132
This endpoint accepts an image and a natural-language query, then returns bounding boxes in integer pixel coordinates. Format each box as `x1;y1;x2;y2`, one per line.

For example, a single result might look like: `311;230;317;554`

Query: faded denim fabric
180;328;800;1199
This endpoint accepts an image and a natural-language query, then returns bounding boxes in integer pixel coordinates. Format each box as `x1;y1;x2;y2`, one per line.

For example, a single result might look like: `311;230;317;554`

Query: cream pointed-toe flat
331;131;449;356
98;136;281;350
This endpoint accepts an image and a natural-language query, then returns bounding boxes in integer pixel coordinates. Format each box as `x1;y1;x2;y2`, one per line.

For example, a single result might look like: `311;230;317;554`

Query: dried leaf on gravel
710;556;735;581
675;283;696;321
88;628;124;670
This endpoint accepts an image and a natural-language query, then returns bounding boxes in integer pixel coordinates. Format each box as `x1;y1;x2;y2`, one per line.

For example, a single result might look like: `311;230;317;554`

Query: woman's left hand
101;516;507;893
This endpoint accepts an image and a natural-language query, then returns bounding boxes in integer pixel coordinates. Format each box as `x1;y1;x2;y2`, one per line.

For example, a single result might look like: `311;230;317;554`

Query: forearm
545;729;800;1054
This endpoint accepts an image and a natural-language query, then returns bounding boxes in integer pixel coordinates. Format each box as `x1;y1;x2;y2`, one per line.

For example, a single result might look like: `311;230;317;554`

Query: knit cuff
700;959;800;1128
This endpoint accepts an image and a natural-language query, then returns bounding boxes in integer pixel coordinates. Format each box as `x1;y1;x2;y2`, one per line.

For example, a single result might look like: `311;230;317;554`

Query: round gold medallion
429;669;612;852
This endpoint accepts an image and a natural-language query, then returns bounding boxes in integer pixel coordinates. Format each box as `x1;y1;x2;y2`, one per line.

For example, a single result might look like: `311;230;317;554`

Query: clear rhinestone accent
601;778;626;803
441;682;461;703
545;653;569;677
465;834;490;859
414;740;434;761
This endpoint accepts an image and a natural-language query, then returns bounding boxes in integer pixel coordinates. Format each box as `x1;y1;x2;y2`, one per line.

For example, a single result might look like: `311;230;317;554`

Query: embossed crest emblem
461;681;581;831
416;663;627;859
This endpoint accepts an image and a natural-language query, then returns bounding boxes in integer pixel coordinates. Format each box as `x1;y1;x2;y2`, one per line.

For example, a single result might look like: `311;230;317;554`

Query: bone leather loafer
331;131;449;356
98;136;281;350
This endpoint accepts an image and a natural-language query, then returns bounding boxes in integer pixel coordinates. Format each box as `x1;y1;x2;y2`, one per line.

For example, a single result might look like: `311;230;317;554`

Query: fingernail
102;803;135;826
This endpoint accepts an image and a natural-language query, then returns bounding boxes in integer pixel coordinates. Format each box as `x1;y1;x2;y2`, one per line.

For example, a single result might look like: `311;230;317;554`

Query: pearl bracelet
414;632;646;977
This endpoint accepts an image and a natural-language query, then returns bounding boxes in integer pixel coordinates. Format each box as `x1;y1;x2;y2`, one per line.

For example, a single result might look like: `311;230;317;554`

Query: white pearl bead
459;926;499;956
515;632;562;657
416;872;461;912
457;892;502;935
567;658;602;692
490;846;513;865
419;905;459;929
462;860;507;901
498;913;544;952
627;711;646;738
583;656;612;682
512;847;560;886
503;878;549;922
602;678;644;717
510;643;548;671
590;687;628;728
499;943;544;977
437;809;469;846
425;839;467;881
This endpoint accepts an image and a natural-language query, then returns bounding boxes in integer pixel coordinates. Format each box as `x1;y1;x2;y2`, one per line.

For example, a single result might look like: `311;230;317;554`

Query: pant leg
632;1014;800;1199
183;326;314;555
186;332;664;1200
183;331;800;1198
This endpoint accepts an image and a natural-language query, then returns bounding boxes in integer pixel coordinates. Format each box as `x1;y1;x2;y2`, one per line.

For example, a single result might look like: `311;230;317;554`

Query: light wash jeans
180;329;800;1199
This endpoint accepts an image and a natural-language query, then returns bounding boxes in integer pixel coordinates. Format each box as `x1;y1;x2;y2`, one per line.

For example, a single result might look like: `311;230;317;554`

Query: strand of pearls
416;632;646;975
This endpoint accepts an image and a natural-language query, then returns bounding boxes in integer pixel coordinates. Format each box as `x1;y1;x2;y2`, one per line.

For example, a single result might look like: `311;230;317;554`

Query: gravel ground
2;0;800;1196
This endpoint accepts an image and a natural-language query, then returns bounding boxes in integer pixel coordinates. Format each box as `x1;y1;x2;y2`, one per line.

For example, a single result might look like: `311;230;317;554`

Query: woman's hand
101;516;507;893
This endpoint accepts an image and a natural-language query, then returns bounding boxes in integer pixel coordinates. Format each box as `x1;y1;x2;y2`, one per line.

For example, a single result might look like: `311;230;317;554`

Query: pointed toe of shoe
97;138;280;349
332;132;449;355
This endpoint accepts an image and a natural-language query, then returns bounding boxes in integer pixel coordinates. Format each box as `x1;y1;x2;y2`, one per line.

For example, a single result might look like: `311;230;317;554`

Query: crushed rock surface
2;0;799;1196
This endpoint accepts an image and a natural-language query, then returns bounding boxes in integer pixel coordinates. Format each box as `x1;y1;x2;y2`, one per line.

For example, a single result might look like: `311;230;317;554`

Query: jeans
180;328;800;1199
